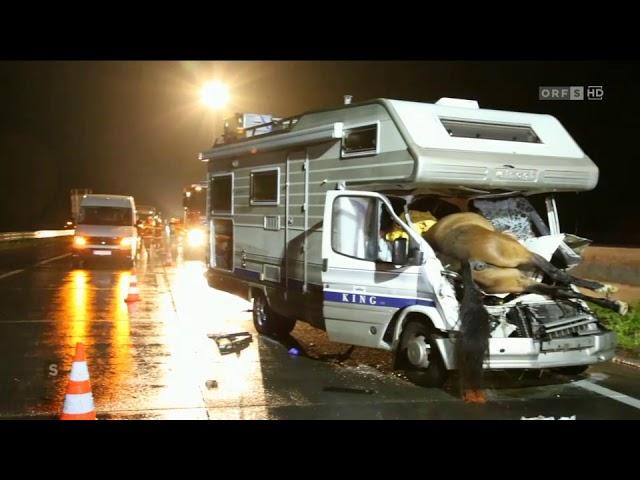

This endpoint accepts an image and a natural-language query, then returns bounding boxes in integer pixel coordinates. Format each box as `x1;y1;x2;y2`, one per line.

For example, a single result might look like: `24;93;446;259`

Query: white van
72;194;138;268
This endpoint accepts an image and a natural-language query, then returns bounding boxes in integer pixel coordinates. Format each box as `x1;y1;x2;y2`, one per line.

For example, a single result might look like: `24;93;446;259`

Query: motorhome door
321;190;425;348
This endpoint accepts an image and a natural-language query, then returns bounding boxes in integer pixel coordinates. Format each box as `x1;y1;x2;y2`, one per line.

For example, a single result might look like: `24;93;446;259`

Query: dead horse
423;212;627;403
424;212;627;314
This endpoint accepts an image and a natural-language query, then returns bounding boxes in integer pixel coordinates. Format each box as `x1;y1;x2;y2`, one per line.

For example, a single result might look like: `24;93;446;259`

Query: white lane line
37;253;71;265
0;253;71;282
0;269;25;280
574;380;640;410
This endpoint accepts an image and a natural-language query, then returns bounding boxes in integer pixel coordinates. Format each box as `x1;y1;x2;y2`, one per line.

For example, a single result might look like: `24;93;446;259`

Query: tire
252;293;296;336
552;365;589;376
395;320;448;388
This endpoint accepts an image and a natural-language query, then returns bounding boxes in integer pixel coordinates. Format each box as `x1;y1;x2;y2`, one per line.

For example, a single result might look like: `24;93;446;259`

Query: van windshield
78;206;132;226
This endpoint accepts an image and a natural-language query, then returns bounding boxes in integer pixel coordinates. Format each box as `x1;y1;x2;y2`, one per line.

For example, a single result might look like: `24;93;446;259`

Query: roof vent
435;97;479;109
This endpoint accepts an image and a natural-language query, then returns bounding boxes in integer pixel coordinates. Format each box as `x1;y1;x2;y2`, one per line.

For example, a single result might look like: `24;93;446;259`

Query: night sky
0;61;638;244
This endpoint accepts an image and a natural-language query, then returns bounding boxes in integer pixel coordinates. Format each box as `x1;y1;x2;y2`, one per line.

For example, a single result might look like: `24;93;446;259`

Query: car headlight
187;229;205;247
120;237;133;248
74;236;87;247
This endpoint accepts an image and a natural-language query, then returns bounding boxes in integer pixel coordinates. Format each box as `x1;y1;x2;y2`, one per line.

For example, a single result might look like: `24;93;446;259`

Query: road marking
37;253;71;265
574;380;640;410
0;253;71;282
0;269;25;280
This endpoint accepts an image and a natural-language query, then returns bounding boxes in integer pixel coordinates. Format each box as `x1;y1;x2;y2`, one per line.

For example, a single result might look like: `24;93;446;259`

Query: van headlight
74;236;87;248
120;237;133;248
187;229;205;247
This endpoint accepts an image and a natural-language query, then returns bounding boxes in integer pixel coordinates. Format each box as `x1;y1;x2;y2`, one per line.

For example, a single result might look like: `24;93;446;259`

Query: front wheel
252;293;296;336
395;320;448;388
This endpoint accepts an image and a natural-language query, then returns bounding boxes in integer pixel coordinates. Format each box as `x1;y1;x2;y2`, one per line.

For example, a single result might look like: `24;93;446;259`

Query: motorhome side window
250;168;279;205
331;196;379;261
341;124;378;157
440;118;542;143
209;174;233;214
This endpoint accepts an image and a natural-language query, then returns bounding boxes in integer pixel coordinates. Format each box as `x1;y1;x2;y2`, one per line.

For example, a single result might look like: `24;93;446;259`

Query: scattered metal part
208;332;253;356
521;415;576;420
323;386;375;395
205;380;218;389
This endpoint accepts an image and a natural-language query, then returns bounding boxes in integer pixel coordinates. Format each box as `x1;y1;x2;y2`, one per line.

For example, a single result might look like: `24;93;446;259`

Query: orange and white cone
163;247;174;267
124;269;140;303
60;343;96;420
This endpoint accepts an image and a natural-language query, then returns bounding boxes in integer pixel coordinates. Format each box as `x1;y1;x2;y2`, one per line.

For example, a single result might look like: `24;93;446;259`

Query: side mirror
392;238;408;265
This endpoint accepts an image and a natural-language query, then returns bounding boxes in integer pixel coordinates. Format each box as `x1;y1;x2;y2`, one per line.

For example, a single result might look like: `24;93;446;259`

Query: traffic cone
60;343;97;420
163;247;174;267
124;269;140;303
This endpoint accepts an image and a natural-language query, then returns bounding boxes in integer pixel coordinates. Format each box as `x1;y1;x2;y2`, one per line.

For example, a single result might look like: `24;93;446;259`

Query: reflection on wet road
1;250;640;419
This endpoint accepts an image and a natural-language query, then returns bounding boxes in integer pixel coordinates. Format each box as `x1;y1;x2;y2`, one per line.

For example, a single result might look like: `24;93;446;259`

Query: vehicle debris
207;332;253;356
521;415;576;420
323;386;376;395
205;380;218;389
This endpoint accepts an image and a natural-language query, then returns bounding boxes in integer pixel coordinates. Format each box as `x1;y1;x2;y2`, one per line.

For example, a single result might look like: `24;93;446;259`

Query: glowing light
200;81;230;109
74;236;87;247
120;237;132;248
187;229;205;247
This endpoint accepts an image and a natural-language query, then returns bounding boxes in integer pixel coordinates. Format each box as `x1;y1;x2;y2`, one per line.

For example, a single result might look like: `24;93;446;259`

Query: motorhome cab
72;194;138;268
199;99;616;387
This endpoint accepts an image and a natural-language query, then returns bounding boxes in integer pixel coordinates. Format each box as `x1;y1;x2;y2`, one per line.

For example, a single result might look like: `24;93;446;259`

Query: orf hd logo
587;86;604;100
539;86;604;101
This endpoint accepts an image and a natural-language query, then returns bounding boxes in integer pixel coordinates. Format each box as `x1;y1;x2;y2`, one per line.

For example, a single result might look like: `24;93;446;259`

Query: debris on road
323;386;376;395
208;332;253;356
521;415;576;420
205;380;218;389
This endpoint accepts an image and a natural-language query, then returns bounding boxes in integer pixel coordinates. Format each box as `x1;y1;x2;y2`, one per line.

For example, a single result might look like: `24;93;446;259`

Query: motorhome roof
200;98;597;194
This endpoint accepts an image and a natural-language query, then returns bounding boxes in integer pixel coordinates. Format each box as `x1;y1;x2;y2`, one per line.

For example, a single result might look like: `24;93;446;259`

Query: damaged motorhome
198;98;616;387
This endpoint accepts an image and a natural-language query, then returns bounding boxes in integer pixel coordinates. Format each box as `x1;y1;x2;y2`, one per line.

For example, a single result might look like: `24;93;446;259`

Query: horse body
425;212;625;313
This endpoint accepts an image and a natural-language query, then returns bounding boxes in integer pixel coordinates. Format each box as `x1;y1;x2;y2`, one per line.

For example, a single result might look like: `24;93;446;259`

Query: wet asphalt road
1;243;640;420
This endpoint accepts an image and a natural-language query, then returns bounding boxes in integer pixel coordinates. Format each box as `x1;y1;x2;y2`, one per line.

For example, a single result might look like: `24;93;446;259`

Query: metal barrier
0;230;75;241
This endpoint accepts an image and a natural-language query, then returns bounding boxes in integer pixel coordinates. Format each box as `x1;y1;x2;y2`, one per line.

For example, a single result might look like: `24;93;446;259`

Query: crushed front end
437;294;617;370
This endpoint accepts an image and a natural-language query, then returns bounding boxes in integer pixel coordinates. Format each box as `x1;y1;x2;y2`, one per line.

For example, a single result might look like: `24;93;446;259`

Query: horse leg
528;253;616;294
456;260;490;403
525;283;628;315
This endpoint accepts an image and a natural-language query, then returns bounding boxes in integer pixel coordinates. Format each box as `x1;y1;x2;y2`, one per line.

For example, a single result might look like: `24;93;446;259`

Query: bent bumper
436;331;617;370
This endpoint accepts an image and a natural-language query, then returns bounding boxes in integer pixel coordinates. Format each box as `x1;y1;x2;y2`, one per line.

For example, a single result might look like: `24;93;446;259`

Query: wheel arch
389;306;448;352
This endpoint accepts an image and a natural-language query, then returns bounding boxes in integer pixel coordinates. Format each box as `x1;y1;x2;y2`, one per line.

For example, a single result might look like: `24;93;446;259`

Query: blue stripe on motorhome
324;291;435;308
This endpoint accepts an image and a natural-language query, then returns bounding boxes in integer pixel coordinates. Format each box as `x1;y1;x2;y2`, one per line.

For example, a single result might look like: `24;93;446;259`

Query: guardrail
0;230;75;241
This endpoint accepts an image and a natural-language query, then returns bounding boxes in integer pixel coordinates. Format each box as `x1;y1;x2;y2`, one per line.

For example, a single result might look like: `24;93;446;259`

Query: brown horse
424;212;627;314
423;212;627;403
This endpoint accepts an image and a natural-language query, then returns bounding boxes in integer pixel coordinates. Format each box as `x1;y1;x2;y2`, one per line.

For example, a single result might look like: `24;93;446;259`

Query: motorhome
72;194;138;268
198;97;616;387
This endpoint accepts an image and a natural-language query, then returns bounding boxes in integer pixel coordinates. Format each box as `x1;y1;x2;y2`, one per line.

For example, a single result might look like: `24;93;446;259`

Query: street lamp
200;80;230;144
200;81;230;110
